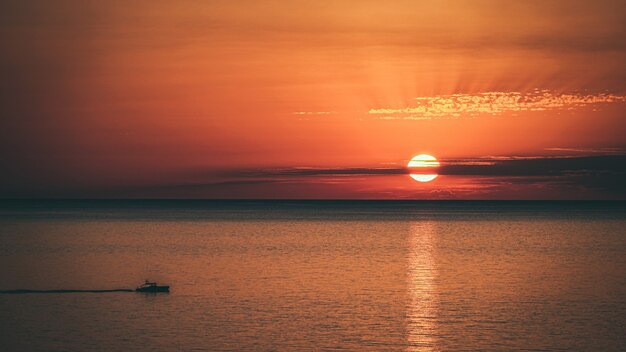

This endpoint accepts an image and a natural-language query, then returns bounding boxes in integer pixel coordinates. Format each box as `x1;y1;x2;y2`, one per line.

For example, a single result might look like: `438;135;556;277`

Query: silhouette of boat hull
135;285;169;293
135;280;170;293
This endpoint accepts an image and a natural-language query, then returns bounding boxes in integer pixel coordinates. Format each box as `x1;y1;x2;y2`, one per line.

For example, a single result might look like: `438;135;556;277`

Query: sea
0;200;625;351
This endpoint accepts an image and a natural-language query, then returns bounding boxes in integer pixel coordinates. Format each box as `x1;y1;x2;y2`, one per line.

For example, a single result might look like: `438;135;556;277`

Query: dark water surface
1;200;625;351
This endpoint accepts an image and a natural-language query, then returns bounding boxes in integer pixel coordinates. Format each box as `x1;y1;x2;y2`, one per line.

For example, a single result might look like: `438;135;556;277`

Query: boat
135;280;170;293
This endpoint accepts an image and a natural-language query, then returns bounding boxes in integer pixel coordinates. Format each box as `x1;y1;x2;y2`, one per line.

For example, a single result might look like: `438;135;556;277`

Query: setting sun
407;154;440;168
408;154;440;182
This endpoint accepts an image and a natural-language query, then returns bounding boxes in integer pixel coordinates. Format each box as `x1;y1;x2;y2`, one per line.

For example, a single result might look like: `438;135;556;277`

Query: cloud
438;155;626;177
235;167;406;177
544;147;626;154
367;90;626;120
291;111;339;120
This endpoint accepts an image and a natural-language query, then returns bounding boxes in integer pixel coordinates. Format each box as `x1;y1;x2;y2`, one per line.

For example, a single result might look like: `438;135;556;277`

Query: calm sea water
0;200;625;351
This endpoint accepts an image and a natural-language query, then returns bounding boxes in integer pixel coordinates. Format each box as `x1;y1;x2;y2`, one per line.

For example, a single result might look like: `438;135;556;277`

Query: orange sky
1;0;626;198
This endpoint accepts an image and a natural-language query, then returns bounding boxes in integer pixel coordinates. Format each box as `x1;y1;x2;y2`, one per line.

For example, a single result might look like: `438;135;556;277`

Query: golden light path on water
408;154;440;183
407;221;439;351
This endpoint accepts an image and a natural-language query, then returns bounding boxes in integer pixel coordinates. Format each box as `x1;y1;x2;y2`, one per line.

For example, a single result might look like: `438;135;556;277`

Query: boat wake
0;289;134;294
1;280;170;294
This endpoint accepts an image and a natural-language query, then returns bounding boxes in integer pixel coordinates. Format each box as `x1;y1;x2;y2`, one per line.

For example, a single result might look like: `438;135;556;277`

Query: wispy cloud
291;111;338;120
438;155;626;177
544;147;626;154
367;90;626;120
236;167;406;177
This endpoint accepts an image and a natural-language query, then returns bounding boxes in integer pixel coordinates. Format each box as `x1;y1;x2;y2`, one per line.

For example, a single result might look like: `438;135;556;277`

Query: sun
407;154;440;182
408;154;440;168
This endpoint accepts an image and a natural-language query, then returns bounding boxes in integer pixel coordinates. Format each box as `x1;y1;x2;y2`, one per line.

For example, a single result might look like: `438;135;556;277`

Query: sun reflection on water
407;221;439;351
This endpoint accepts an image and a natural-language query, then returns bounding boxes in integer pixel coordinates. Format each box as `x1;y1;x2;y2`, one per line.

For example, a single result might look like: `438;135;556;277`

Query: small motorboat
135;280;170;293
